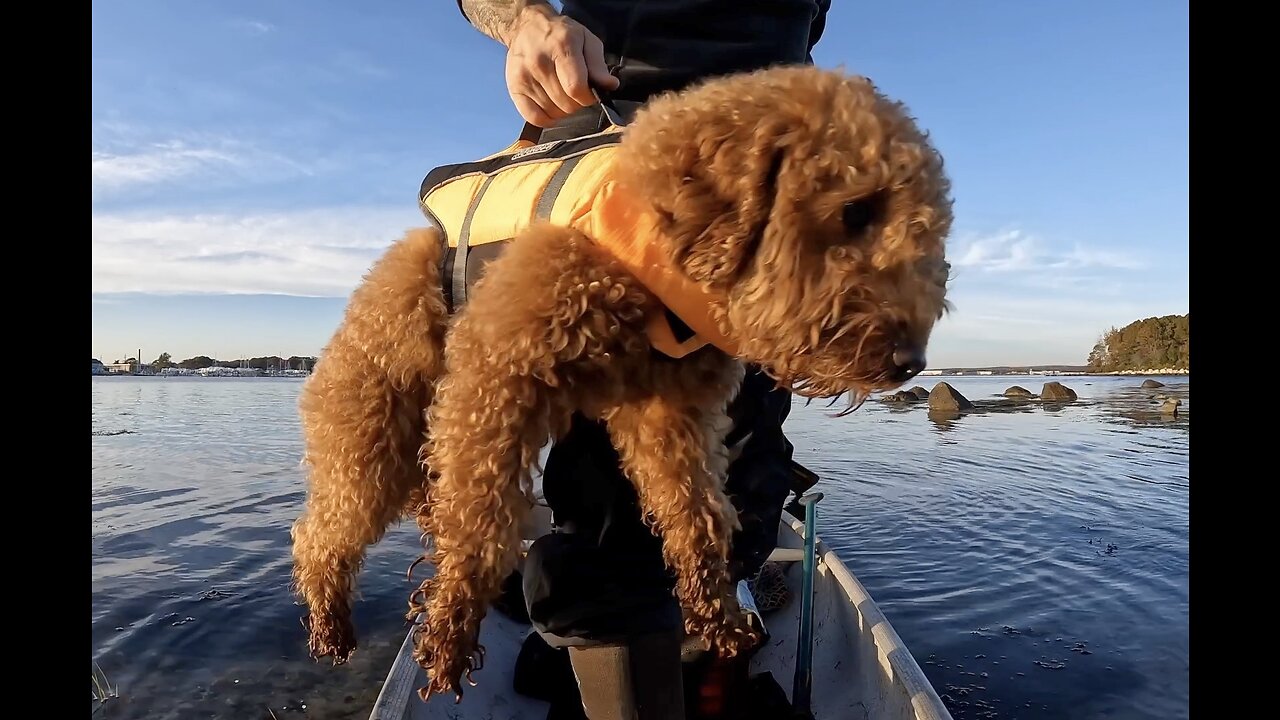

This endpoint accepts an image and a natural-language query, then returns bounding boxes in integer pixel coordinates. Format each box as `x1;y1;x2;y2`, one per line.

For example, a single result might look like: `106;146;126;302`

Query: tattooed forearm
458;0;554;46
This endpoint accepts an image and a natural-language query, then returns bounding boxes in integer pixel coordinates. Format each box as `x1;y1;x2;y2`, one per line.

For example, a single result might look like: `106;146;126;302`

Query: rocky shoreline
879;378;1186;421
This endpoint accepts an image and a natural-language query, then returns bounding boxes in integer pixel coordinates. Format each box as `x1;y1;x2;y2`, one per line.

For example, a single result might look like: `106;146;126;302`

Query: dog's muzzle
890;345;927;382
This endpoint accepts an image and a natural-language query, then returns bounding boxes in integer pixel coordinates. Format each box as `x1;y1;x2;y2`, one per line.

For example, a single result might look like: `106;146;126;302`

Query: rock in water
928;382;974;412
1004;386;1034;398
909;386;930;400
1160;398;1182;416
1141;379;1164;388
1041;382;1078;402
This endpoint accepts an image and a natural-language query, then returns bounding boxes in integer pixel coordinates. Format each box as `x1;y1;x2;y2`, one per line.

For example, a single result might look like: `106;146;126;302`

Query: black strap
518;121;543;145
518;89;627;145
453;175;497;308
663;308;696;344
534;155;586;220
606;0;646;84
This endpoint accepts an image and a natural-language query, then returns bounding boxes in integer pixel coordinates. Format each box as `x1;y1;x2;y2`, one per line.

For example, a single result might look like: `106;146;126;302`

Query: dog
289;64;953;701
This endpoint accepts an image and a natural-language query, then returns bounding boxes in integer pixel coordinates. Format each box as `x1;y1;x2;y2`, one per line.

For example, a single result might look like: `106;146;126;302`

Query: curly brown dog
290;65;953;701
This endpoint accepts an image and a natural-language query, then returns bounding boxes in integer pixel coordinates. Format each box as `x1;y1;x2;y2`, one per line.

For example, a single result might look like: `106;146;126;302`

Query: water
91;375;1188;720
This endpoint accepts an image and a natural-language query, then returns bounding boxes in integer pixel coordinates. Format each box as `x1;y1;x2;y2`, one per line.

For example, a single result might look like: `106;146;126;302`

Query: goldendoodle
290;64;953;701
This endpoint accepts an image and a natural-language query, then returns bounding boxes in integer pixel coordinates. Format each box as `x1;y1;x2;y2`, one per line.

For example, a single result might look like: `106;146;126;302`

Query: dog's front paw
304;611;357;664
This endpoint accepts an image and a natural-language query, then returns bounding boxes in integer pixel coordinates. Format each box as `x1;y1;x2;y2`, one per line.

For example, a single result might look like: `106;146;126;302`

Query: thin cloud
176;250;281;264
91;208;425;297
92;143;239;194
91;136;313;200
952;229;1143;273
330;50;391;80
232;19;276;35
933;229;1156;360
966;313;1058;327
926;285;1185;367
1059;244;1144;271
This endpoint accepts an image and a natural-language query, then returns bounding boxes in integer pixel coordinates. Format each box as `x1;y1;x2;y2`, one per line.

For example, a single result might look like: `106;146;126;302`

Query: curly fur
290;65;953;701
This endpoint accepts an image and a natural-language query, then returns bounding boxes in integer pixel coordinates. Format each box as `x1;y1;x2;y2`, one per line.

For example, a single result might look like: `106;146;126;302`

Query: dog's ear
666;146;784;287
639;129;787;289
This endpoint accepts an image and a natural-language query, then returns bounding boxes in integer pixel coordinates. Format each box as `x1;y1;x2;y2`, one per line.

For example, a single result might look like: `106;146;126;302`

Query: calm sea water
91;375;1188;720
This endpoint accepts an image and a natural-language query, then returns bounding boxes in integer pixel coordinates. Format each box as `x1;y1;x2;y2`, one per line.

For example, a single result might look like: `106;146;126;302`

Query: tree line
105;353;319;371
1086;314;1188;371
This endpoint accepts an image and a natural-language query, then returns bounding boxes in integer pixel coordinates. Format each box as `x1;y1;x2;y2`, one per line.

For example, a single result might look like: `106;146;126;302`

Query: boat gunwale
370;517;954;720
783;514;953;720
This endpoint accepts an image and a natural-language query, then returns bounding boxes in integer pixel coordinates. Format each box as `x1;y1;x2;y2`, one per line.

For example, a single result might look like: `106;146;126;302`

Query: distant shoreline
92;368;1189;379
92;368;310;378
922;367;1188;377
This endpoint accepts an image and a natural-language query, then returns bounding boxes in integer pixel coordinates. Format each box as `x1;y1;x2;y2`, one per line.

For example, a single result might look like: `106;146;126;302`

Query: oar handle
797;492;824;509
792;491;823;717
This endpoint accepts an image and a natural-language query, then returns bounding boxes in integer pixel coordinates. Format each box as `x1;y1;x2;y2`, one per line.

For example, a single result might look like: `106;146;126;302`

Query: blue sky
92;1;1187;367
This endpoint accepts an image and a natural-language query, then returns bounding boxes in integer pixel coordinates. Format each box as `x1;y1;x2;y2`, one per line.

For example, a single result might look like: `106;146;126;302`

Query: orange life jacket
419;125;735;359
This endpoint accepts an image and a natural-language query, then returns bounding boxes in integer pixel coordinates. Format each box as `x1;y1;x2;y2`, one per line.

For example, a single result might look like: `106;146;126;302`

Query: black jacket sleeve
723;365;799;582
806;0;832;61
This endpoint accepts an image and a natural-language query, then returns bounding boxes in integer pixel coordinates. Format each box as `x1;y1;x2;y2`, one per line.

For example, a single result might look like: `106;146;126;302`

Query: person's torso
562;0;826;101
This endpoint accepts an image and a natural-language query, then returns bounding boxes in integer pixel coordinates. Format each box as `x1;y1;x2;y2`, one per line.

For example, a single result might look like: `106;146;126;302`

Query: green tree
248;356;285;370
152;352;174;369
1086;328;1115;370
179;355;215;370
1086;314;1188;371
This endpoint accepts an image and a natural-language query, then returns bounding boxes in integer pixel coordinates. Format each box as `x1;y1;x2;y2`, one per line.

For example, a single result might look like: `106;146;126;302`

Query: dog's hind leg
291;228;449;663
605;352;759;659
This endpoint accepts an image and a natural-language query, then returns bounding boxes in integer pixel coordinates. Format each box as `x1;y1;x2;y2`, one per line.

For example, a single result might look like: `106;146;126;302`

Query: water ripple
91;375;1187;720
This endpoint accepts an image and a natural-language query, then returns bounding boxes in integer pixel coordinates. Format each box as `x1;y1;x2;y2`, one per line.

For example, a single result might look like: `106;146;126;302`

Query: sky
92;1;1188;368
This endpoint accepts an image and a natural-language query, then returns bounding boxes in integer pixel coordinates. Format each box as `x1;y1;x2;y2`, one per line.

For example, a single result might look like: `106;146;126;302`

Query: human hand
503;4;621;127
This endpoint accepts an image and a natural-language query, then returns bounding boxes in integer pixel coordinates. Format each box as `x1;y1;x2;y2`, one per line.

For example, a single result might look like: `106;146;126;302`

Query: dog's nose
890;346;926;382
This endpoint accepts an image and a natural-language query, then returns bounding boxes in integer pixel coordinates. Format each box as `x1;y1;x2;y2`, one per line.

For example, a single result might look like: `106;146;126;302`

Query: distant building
918;369;943;376
101;360;154;375
92;358;106;375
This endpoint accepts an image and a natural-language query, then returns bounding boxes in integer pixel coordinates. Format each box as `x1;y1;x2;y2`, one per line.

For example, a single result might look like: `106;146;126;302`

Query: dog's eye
842;197;881;235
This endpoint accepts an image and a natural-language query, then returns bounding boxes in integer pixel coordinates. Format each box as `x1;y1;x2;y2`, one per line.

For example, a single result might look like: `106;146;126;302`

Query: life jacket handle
516;87;628;144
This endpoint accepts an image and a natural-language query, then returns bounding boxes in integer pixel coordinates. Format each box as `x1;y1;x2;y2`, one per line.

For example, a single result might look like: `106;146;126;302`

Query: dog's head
615;66;954;406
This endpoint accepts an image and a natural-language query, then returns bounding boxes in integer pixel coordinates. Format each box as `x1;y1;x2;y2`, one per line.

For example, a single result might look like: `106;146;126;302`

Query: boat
370;495;954;720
